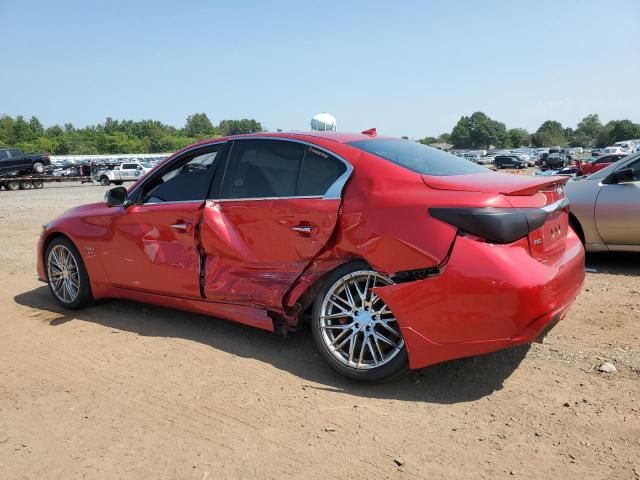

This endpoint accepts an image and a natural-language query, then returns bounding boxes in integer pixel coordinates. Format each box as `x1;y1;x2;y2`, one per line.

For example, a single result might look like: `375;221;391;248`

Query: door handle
170;222;191;232
290;224;317;235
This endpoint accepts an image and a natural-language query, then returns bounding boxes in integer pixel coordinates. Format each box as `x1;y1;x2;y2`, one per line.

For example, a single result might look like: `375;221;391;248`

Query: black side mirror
605;167;635;185
105;186;130;207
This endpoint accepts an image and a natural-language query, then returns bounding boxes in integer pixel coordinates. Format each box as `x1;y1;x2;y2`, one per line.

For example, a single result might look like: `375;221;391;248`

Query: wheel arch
41;232;80;279
286;258;372;322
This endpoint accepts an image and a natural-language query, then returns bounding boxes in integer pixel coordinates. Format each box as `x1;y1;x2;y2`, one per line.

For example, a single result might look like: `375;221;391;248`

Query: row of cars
0;148;160;191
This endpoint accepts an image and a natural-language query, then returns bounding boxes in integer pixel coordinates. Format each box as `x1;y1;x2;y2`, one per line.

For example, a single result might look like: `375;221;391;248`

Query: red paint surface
38;132;586;369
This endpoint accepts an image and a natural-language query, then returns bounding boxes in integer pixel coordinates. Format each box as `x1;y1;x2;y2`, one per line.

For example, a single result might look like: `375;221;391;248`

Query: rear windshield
347;139;487;176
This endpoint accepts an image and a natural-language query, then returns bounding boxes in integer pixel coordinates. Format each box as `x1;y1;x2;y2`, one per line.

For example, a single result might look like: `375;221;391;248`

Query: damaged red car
38;131;585;381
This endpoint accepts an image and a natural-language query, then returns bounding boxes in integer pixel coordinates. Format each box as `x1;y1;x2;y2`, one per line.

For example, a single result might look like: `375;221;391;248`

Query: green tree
437;133;451;144
450;117;472;148
505;128;529;148
572;114;603;147
185;113;215;137
218;118;263;136
531;120;567;147
597;120;640;147
450;112;506;148
418;136;437;145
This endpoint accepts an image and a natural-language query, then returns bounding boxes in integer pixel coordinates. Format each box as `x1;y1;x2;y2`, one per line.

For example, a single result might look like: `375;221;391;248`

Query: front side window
348;139;487;176
139;145;222;204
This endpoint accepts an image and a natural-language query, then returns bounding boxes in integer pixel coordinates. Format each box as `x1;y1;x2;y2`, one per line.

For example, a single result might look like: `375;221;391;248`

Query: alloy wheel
47;244;80;303
319;271;404;370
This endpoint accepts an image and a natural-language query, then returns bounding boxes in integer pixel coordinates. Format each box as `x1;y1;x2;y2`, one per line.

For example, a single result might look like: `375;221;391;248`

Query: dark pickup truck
0;148;51;175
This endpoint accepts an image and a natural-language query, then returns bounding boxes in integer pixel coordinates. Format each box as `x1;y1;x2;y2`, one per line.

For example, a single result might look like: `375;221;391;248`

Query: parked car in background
37;132;584;382
603;146;625;154
612;141;635;154
95;162;153;186
494;155;525;169
591;148;604;157
567;153;640;251
577;154;628;176
0;148;51;174
543;153;569;169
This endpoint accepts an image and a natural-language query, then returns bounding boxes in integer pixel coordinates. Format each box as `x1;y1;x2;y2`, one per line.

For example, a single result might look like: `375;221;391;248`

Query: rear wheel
32;180;44;189
99;176;110;186
311;262;408;382
45;237;92;309
33;162;45;174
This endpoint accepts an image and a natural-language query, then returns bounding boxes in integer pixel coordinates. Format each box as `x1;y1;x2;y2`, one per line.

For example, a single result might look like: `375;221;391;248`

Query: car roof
226;131;382;144
185;131;387;149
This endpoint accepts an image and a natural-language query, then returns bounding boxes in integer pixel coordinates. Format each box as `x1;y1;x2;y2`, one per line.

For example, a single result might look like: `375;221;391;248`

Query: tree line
0;113;263;155
419;112;640;149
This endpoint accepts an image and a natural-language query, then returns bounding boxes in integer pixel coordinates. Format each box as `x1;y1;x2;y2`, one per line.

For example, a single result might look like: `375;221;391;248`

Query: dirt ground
0;183;638;480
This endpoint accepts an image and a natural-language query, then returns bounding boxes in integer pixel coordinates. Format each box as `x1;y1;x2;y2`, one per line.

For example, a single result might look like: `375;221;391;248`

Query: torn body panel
373;230;585;369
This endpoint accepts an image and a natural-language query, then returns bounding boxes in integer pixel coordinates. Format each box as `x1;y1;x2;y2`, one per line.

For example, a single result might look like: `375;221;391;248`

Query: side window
626;159;640;180
122;164;137;170
0;150;8;160
221;140;305;199
140;145;222;204
298;147;347;196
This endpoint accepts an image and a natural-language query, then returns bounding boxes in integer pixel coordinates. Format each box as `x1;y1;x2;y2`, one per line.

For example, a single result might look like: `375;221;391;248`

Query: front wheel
45;237;92;309
311;263;408;382
33;162;45;174
99;176;110;186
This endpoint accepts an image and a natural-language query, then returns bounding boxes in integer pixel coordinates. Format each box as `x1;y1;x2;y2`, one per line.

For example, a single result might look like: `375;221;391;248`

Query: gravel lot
0;183;638;479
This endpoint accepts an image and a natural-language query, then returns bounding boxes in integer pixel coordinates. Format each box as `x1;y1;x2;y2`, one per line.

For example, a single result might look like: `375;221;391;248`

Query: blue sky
1;0;639;137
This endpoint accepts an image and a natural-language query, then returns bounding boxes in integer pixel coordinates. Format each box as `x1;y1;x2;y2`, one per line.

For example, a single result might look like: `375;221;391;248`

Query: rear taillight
429;207;548;244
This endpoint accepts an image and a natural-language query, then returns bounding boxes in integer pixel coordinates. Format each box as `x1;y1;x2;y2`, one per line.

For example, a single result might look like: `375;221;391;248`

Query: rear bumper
375;229;585;369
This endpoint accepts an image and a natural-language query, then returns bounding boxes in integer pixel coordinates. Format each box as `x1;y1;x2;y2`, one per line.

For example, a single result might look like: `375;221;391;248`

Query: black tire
113;180;123;186
5;180;19;191
44;236;92;309
19;181;32;190
33;162;45;174
310;261;409;382
32;180;44;189
99;176;110;186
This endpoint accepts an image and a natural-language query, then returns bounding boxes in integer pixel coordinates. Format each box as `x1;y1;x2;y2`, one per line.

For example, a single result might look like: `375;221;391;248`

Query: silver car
566;153;640;252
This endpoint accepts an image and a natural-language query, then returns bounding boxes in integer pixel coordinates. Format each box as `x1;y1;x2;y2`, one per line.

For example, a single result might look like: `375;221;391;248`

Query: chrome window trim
215;195;324;203
128;136;353;206
219;136;353;201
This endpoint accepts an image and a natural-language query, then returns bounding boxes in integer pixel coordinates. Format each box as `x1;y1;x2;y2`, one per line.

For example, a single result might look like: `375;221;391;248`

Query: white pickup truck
96;162;152;186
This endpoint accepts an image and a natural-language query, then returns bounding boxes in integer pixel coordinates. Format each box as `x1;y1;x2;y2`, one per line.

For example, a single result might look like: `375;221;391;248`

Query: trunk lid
423;172;571;260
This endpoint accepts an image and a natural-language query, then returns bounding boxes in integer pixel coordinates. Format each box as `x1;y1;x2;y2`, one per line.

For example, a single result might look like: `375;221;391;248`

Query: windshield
347;138;487;176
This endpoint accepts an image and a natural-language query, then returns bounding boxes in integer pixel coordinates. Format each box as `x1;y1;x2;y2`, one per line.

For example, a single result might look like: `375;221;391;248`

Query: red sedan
578;153;627;176
38;131;585;381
